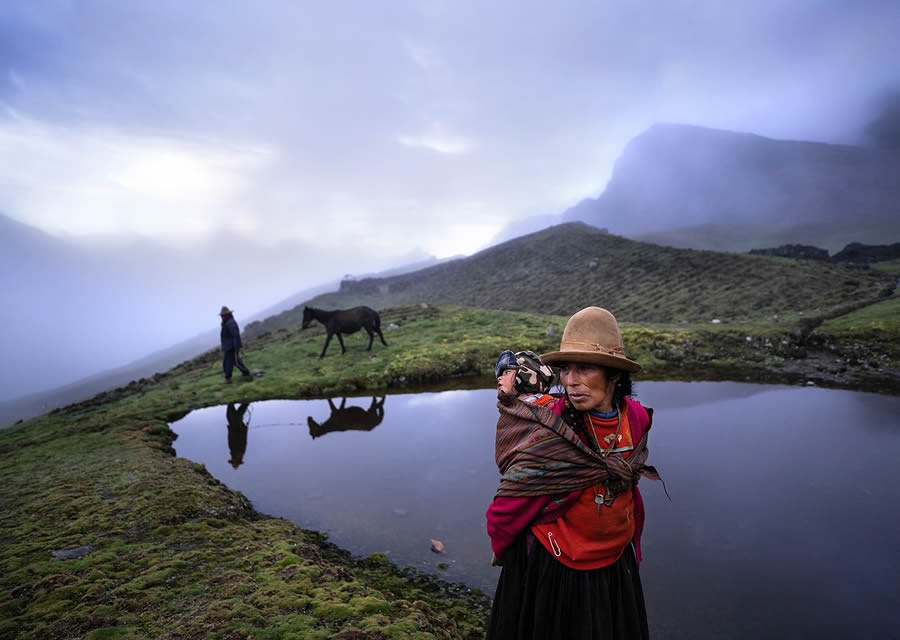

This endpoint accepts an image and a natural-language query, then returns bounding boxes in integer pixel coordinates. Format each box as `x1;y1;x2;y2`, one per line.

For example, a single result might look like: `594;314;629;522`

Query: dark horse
307;396;385;439
301;306;388;358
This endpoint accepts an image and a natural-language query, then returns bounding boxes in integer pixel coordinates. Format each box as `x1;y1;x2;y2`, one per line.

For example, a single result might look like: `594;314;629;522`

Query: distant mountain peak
563;122;900;243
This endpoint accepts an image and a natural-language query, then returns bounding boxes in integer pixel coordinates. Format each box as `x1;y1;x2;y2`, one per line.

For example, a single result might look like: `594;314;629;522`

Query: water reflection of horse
301;306;388;358
226;402;251;468
307;396;386;439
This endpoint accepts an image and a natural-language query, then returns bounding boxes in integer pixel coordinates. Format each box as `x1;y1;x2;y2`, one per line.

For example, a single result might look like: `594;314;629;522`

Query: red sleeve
486;495;555;559
486;490;582;559
625;398;652;565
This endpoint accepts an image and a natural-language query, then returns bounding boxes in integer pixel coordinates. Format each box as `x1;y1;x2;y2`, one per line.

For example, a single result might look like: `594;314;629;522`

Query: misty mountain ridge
580;123;900;249
0;217;453;425
0;212;441;402
492;122;900;252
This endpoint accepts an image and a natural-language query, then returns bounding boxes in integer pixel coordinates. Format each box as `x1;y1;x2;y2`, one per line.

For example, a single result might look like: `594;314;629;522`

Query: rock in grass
51;545;94;559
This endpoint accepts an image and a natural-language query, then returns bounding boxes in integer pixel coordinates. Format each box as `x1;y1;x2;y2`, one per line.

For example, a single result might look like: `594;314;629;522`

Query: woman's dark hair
606;368;634;408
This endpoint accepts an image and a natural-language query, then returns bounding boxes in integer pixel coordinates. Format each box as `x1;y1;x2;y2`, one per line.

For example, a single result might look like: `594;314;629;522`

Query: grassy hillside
631;220;900;254
871;258;900;277
246;223;894;339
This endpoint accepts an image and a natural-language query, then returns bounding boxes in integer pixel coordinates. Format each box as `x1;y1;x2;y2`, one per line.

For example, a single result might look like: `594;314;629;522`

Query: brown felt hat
540;307;641;373
219;306;234;316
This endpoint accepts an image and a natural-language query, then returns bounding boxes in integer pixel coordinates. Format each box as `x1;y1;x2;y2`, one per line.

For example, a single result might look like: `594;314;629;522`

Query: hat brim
539;350;641;373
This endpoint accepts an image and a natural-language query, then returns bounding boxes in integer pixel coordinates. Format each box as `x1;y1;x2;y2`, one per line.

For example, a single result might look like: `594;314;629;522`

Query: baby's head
495;350;519;395
495;350;556;396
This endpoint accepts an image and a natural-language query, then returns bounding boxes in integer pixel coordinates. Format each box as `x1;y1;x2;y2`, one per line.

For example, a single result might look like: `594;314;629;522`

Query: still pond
170;381;900;639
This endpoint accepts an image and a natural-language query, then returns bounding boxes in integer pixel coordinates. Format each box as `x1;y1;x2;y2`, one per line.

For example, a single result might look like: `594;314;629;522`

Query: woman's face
497;368;518;395
559;362;618;412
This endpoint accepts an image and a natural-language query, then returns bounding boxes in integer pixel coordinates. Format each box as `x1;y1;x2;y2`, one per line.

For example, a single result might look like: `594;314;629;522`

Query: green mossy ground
2;304;897;639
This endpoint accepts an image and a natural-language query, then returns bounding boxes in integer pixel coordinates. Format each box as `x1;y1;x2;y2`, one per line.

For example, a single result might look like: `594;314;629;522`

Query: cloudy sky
2;0;899;260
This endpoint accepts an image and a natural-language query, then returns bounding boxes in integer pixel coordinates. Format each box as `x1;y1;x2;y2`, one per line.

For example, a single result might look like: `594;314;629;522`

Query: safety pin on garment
547;532;562;557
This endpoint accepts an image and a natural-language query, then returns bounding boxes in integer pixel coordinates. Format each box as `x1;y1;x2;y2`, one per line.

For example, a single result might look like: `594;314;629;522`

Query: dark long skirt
487;533;649;640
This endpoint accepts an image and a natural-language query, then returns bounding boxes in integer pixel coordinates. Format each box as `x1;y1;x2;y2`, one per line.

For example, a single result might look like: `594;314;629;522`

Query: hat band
559;340;625;358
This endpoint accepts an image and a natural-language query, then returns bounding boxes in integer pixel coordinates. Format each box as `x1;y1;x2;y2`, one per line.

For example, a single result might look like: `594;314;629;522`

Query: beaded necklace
586;407;622;458
585;407;622;512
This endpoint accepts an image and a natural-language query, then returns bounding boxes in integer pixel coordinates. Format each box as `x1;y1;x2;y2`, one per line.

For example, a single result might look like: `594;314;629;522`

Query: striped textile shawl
494;394;658;497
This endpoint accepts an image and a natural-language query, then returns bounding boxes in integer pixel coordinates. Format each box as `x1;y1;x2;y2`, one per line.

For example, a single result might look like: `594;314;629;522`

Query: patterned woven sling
494;394;660;498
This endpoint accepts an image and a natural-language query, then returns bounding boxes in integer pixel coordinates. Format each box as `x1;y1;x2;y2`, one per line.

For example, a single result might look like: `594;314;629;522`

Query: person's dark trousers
223;349;251;379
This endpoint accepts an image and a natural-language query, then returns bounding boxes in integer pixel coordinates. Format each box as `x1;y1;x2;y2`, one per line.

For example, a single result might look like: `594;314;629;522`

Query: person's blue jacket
221;316;243;351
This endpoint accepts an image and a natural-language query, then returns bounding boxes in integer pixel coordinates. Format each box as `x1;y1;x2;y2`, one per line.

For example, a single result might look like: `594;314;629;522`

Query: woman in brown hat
486;307;658;640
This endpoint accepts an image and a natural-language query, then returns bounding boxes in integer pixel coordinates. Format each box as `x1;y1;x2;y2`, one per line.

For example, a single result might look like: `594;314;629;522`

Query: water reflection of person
486;307;659;640
226;402;250;469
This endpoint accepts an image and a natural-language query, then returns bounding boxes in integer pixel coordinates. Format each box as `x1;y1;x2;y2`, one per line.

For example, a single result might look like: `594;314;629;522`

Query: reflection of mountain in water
226;402;250;468
307;396;385;439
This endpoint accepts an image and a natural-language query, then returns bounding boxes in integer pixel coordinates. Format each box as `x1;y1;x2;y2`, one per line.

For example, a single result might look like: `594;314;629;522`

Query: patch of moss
83;628;133;640
312;602;356;620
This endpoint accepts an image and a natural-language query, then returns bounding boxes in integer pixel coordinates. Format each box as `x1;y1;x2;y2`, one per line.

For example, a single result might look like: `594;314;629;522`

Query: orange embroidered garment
531;409;636;569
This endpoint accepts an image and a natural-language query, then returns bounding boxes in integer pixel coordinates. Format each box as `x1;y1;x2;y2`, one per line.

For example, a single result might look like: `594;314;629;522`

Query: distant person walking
219;306;251;384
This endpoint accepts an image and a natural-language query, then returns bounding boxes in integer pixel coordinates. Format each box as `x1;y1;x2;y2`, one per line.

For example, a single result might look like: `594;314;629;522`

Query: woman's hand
491;552;503;567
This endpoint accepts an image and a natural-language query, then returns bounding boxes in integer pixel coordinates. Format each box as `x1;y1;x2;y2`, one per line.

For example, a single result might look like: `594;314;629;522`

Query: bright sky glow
0;112;272;237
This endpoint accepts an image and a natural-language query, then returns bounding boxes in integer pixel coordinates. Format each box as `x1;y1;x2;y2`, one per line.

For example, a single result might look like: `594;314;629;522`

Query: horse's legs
336;333;346;354
320;332;333;358
365;328;374;350
376;326;388;346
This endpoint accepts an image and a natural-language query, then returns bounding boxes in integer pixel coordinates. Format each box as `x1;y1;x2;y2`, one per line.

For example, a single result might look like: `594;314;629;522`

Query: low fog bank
0;214;428;403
